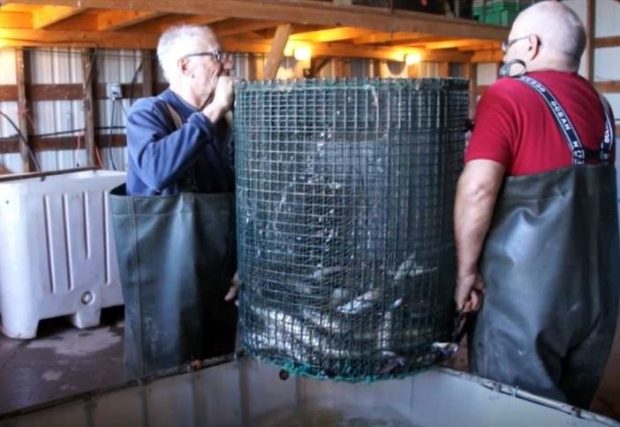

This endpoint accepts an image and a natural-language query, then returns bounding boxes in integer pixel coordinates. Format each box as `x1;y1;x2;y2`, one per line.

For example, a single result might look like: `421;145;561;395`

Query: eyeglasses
184;50;231;63
501;35;530;53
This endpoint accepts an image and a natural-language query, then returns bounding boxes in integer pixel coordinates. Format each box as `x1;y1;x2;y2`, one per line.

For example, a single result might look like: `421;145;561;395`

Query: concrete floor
0;307;619;420
0;307;124;415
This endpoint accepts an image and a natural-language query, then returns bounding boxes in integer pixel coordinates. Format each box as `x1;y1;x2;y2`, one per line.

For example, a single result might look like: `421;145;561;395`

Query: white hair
157;25;216;82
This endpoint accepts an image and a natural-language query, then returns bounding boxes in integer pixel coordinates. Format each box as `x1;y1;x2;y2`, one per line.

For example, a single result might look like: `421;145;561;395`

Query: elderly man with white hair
454;1;618;408
112;25;238;378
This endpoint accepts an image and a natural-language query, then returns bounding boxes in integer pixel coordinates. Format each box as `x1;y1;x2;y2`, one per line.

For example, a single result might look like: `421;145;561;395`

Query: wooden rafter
0;28;158;48
97;10;166;31
210;19;282;37
417;39;500;51
352;32;431;45
222;37;472;63
264;24;292;79
120;15;228;34
0;12;32;29
290;26;374;43
1;0;508;40
31;5;86;29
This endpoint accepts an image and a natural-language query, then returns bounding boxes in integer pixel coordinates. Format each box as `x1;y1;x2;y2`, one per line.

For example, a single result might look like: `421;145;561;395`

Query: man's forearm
454;160;505;278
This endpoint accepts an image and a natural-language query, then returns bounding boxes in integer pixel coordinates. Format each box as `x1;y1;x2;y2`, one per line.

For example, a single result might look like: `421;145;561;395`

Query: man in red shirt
454;0;618;408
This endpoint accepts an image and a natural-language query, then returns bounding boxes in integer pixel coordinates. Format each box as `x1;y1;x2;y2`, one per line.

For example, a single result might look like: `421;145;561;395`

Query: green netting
234;78;468;381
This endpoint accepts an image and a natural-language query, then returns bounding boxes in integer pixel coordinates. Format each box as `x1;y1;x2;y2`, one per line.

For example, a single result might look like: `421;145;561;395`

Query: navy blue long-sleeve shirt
126;89;234;196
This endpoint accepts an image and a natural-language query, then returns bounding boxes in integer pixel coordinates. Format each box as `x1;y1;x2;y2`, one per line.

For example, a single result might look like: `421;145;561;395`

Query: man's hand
455;273;485;313
203;76;235;123
225;271;240;302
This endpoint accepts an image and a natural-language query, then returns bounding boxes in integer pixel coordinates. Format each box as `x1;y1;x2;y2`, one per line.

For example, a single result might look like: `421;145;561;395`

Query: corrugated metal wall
29;48;86;172
96;49;143;172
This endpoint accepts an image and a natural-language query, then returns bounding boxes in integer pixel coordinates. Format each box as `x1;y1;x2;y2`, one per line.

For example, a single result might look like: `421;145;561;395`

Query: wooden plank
15;48;36;172
223;37;471;62
211;19;281;37
314;42;472;62
97;10;165;31
421;39;500;50
2;0;509;40
0;12;32;29
264;24;292;80
0;28;158;48
82;48;98;167
122;14;227;34
471;49;502;63
0;140;20;154
291;27;374;42
32;5;86;29
353;31;432;45
594;36;620;48
0;83;163;101
594;81;620;93
0;135;126;154
585;0;595;81
32;84;83;100
41;14;99;31
0;85;19;101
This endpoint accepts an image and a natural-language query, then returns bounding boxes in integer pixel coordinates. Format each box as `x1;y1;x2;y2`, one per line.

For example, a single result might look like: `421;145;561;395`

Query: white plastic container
0;169;126;339
0;357;616;426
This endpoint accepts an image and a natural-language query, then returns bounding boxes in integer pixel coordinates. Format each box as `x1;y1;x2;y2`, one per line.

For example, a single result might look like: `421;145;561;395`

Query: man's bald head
510;1;585;71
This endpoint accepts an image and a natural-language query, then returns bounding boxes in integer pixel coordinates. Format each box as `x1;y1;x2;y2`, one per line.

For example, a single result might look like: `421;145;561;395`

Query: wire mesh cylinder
235;78;468;381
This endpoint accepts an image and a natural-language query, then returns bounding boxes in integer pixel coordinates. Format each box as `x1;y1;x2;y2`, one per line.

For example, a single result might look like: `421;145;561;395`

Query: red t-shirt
466;70;613;176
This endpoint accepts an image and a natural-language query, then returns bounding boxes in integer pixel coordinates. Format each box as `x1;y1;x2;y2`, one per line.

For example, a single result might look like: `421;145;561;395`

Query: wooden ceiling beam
0;28;158;48
352;31;431;45
290;26;375;43
121;15;227;34
471;49;503;63
32;5;86;29
210;19;282;37
420;39;500;50
221;37;472;62
96;10;166;31
2;0;508;40
0;12;32;29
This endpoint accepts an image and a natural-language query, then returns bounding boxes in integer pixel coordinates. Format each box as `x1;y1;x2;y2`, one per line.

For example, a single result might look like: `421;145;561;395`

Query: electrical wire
0;110;41;172
107;99;118;171
128;57;145;104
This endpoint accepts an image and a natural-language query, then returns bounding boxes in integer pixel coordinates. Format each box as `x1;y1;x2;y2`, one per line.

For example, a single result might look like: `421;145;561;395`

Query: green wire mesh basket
235;78;468;381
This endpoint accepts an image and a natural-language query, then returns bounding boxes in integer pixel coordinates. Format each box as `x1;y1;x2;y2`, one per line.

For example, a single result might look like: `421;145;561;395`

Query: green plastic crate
473;1;532;26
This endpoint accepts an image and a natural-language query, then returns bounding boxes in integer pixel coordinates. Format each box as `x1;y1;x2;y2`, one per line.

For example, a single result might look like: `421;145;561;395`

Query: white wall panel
476;63;498;85
98;49;142;84
0;48;17;84
0;102;18;138
0;153;23;174
594;47;620;81
596;0;620;37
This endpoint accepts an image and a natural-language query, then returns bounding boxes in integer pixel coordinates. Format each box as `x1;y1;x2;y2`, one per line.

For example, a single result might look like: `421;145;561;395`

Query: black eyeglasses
184;50;230;63
501;35;530;53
